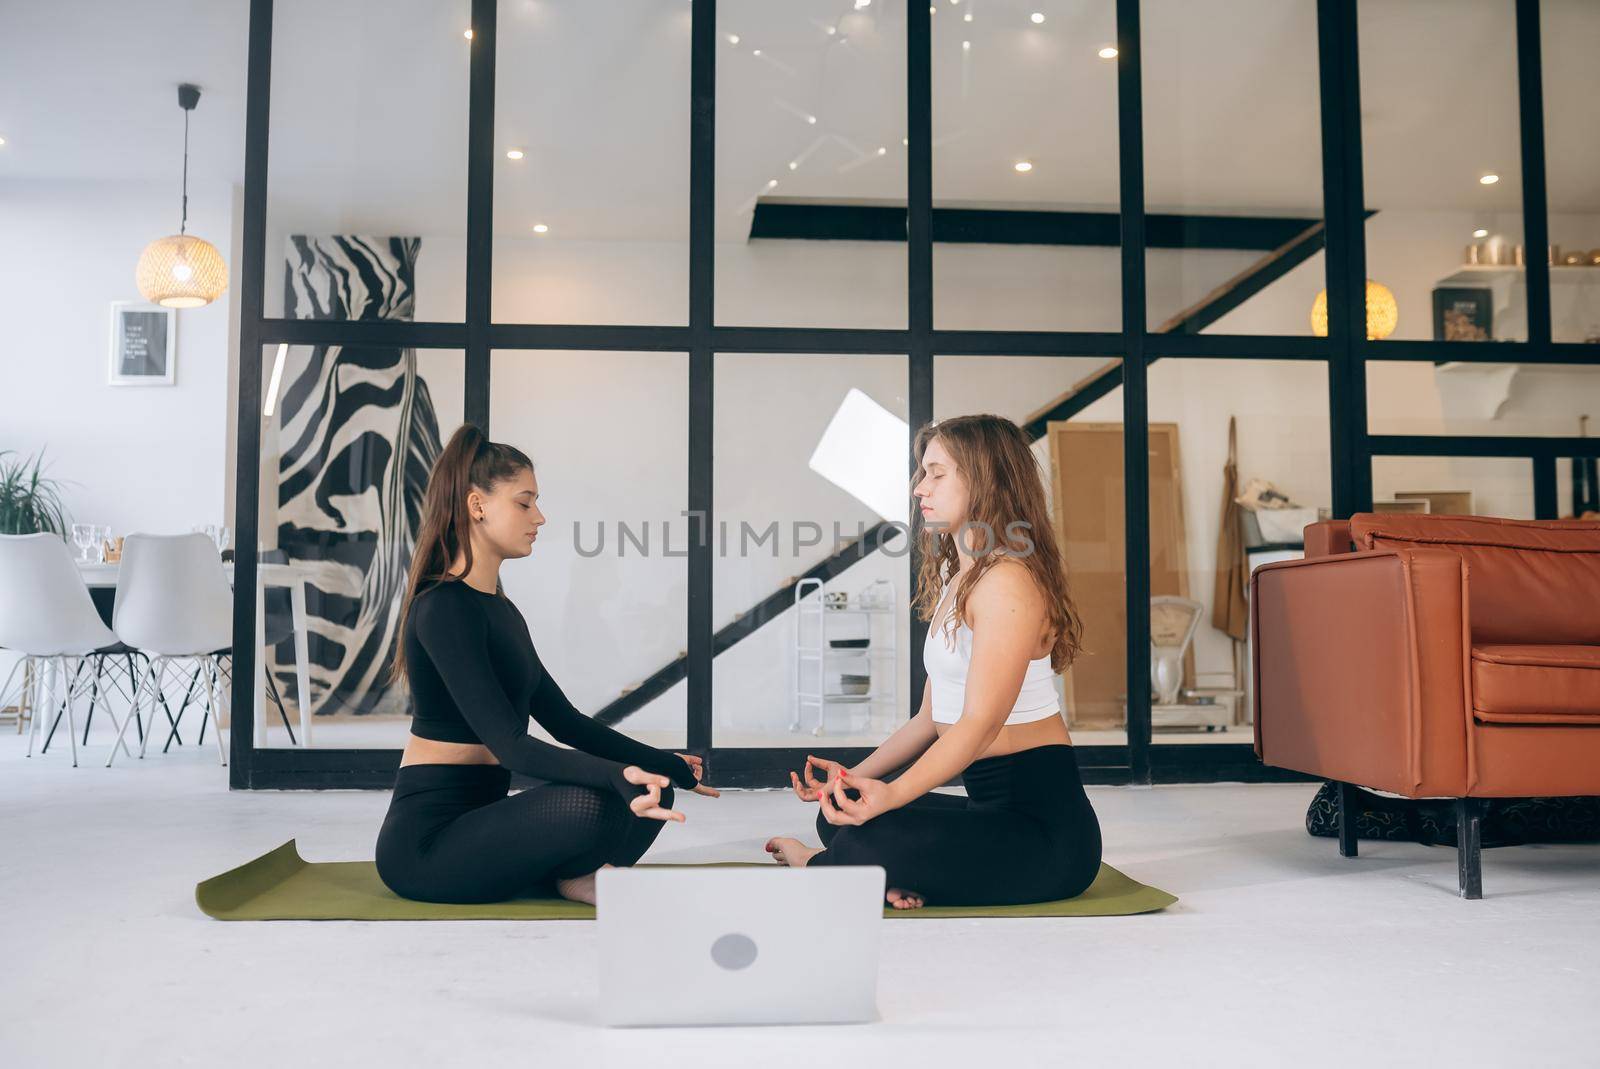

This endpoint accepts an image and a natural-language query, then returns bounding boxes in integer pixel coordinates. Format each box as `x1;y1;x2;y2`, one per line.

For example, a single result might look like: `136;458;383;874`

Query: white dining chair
110;533;232;766
0;533;139;767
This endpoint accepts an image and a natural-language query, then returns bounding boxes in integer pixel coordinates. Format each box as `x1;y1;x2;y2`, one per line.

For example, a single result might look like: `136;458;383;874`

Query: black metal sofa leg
1336;781;1358;858
1457;798;1484;899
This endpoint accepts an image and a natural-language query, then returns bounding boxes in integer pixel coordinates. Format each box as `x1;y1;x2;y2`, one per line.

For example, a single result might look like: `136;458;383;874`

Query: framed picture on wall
108;301;177;386
1431;287;1493;343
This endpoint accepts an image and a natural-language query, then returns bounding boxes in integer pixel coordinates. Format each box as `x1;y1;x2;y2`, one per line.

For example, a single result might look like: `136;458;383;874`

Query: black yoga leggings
807;743;1102;906
375;764;671;904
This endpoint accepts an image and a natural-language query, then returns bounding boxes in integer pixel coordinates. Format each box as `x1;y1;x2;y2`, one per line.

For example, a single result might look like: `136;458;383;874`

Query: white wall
0;177;235;536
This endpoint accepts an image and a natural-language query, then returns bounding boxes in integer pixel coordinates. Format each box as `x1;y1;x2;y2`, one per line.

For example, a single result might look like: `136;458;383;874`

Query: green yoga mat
196;839;1176;921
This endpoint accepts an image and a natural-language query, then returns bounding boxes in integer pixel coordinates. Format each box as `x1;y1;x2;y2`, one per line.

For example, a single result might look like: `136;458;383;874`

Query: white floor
4;723;1598;1068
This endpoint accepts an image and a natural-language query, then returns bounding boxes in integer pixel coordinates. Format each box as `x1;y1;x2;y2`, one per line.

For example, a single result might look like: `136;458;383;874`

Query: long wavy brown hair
387;423;533;687
912;414;1084;673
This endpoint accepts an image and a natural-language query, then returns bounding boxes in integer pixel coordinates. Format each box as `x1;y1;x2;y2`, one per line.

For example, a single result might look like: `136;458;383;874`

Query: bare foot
555;863;613;905
885;887;925;910
764;836;821;868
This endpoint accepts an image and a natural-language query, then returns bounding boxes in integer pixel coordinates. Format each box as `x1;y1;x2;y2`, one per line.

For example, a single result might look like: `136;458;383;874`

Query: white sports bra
923;579;1062;726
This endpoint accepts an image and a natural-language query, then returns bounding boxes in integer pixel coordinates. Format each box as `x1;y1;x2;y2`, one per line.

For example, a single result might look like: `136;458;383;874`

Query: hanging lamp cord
179;105;190;236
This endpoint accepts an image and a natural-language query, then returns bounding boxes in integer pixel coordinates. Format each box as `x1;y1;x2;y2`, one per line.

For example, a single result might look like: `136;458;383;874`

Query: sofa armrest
1303;520;1353;558
1251;546;1472;797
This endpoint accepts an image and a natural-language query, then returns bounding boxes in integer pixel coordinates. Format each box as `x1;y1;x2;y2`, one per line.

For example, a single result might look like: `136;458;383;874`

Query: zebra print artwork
271;236;441;717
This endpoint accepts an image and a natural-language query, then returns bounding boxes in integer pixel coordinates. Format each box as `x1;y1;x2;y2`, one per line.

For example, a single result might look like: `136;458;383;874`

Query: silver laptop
596;864;885;1027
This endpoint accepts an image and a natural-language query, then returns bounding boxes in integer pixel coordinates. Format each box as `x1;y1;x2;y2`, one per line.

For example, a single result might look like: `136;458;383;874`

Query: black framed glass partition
230;0;1600;789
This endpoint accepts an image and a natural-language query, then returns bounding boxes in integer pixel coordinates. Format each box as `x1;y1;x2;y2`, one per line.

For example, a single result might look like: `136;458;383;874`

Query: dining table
76;558;316;748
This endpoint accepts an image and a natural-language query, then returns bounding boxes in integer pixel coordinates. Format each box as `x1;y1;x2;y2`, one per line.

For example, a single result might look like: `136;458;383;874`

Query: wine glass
71;524;95;563
93;524;112;562
214;525;231;554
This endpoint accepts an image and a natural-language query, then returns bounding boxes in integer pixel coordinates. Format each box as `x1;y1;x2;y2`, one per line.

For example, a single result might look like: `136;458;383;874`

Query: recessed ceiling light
806;114;817;124
826;26;837;35
532;223;549;234
877;146;888;155
1479;173;1499;185
505;149;524;160
1473;228;1489;238
1014;160;1033;173
964;11;973;20
767;178;779;189
1099;45;1118;59
0;136;6;146
902;137;909;146
789;160;799;170
1031;12;1045;23
752;48;762;56
962;39;971;49
463;28;473;40
855;0;871;8
727;32;740;44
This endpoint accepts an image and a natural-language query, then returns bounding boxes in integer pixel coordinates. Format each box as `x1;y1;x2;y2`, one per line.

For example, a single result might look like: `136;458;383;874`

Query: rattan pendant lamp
135;83;229;308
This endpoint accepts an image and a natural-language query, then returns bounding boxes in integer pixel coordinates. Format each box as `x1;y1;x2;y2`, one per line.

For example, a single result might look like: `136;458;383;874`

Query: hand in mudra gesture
622;766;685;822
790;753;847;802
674;752;721;798
817;768;894;827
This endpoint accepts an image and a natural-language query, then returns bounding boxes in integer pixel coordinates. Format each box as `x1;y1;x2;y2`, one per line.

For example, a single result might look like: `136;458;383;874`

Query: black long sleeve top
404;577;697;801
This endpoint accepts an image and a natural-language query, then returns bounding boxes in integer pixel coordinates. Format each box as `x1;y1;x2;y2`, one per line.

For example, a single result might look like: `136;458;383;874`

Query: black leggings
807;744;1102;906
374;764;672;904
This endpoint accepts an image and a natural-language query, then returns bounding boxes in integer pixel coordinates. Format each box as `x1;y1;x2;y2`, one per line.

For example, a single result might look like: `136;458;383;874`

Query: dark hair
389;423;533;686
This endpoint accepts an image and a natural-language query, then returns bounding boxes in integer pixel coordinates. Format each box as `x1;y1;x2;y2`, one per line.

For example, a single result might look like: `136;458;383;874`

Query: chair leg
0;657;25;734
265;671;297;746
59;657;80;768
203;657;226;767
82;657;103;745
1336;781;1359;858
25;657;44;757
106;665;143;768
1457;798;1484;900
39;658;87;755
165;665;201;752
138;658;164;759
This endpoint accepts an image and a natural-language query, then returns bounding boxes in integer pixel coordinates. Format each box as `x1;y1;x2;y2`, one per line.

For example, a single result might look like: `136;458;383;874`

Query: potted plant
0;448;71;536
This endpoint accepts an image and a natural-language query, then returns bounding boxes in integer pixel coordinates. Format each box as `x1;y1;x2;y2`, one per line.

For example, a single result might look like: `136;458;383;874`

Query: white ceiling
2;0;1594;242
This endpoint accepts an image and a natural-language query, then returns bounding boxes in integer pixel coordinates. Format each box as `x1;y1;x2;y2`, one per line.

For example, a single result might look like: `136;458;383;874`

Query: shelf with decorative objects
791;576;898;738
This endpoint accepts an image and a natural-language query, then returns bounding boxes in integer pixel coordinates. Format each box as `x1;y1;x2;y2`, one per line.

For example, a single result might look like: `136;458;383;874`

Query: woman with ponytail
375;424;717;905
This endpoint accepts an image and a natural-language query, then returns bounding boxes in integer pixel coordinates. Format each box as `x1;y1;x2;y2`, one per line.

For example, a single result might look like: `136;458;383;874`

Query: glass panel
932;0;1120;331
1367;361;1600;436
1555;457;1600;520
1358;0;1527;342
1541;0;1600;343
1372;455;1535;520
1145;357;1330;744
1142;0;1326;335
258;345;465;748
715;1;907;327
935;354;1128;747
491;2;690;325
489;351;689;752
713;354;910;748
265;0;469;321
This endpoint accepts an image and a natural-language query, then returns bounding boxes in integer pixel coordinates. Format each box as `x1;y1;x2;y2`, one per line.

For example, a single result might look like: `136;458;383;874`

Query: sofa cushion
1349;514;1600;645
1472;644;1600;725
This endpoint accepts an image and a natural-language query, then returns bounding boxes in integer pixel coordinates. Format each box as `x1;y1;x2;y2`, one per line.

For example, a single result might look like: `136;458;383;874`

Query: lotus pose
375;424;718;906
765;414;1102;910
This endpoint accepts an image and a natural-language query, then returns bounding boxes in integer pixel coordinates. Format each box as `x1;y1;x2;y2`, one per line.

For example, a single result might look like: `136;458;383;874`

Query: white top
923;578;1063;726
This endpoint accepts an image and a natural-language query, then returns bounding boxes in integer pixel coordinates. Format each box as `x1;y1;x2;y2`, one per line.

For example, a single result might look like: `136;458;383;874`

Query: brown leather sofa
1252;512;1600;898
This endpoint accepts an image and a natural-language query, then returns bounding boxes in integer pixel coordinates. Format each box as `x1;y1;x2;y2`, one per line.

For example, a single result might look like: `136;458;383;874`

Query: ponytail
389;423;533;687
